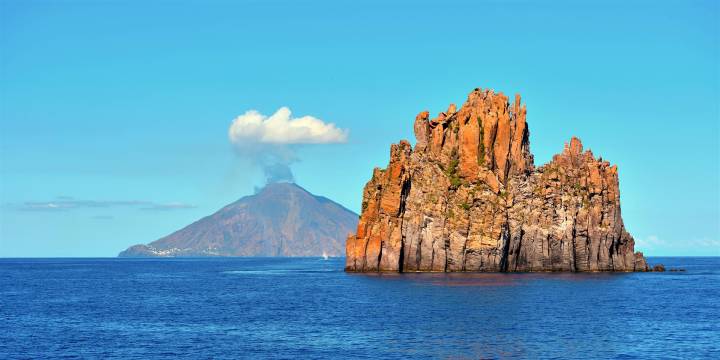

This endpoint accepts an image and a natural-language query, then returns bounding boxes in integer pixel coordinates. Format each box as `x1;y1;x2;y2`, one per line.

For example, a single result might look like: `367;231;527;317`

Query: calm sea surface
1;257;718;359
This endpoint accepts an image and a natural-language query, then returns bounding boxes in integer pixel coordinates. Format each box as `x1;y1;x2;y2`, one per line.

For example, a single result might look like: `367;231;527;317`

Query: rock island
346;88;649;272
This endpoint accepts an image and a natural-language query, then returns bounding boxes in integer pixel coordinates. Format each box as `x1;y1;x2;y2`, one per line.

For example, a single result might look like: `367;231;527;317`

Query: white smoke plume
228;107;348;184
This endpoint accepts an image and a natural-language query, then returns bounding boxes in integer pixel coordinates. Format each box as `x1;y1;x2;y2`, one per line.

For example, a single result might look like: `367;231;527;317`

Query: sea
1;257;718;359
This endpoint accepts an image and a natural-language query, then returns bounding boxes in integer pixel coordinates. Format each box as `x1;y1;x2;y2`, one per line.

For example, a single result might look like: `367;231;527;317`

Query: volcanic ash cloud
228;107;348;184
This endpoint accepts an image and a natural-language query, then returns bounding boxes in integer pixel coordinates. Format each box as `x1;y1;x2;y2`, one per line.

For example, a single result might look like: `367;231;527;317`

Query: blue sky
1;0;718;257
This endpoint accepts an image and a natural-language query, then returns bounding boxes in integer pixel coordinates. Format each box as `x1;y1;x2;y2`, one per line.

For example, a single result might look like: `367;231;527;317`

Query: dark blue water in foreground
1;257;718;359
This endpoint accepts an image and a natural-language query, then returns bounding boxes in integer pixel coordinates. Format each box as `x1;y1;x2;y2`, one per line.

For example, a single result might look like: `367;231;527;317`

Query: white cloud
636;235;720;255
141;202;197;211
228;107;348;145
16;199;195;212
637;235;666;248
635;235;665;252
687;238;720;248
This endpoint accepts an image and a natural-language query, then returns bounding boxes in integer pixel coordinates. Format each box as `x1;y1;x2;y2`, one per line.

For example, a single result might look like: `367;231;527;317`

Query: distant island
119;183;357;257
346;88;651;273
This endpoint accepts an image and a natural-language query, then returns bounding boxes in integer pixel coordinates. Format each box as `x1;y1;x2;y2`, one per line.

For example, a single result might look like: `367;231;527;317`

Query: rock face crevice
346;88;649;272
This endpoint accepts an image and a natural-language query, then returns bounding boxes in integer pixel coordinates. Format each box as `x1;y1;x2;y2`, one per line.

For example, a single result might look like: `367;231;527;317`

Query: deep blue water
1;257;718;359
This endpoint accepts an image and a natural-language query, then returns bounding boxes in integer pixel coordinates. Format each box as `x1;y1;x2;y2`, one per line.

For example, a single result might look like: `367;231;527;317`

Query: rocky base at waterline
346;88;650;273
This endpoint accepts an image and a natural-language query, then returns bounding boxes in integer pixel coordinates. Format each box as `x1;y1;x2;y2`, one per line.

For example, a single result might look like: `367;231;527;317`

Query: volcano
119;183;357;257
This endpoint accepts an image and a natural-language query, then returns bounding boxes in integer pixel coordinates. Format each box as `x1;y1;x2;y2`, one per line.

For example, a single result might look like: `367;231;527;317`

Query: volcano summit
120;183;357;257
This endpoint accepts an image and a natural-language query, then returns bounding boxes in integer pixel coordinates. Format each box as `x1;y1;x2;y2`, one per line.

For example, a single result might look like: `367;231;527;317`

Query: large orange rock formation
346;88;648;272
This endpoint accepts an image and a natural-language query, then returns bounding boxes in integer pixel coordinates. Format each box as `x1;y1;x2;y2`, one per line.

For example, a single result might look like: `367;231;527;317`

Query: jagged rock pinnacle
346;88;648;272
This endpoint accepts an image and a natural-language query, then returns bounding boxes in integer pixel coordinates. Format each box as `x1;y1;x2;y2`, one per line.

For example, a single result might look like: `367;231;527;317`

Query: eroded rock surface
346;88;648;272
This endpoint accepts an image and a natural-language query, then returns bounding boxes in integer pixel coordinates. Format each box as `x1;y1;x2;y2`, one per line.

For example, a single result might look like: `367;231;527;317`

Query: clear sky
1;0;718;257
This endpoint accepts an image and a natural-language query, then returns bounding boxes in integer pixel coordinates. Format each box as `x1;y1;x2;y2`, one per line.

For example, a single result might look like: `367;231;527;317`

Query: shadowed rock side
346;88;648;272
120;183;358;257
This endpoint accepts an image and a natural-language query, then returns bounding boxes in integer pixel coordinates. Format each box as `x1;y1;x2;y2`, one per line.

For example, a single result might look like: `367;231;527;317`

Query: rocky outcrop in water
346;88;648;272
